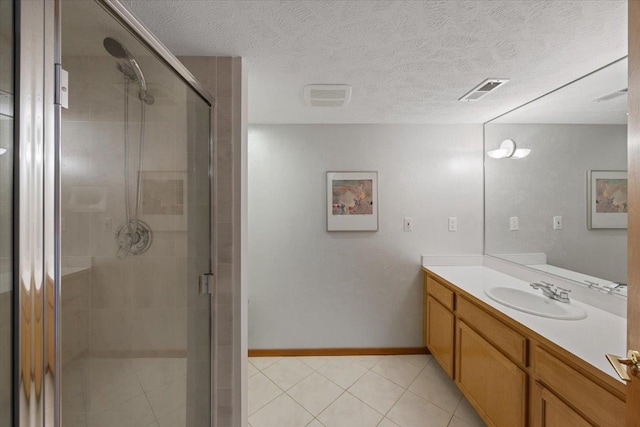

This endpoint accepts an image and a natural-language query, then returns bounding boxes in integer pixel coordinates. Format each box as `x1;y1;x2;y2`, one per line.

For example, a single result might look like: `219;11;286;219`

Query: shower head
103;37;129;60
104;37;154;104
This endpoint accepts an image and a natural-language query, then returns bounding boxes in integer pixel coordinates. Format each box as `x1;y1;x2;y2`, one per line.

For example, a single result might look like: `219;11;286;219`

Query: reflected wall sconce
0;148;6;156
486;139;530;159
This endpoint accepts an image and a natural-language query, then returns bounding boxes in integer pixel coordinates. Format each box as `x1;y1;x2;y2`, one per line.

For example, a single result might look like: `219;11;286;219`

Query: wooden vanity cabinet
422;269;626;427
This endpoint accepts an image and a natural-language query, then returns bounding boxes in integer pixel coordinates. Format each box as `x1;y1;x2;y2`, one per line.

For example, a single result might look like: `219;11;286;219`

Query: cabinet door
532;382;591;427
425;295;454;378
457;321;526;427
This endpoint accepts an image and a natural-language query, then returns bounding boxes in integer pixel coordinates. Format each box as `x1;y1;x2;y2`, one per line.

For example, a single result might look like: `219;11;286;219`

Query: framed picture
587;170;628;229
140;171;188;231
326;171;378;231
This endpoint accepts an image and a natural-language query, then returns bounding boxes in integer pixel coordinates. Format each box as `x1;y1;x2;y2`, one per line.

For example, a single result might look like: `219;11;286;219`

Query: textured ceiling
492;58;628;125
123;0;627;124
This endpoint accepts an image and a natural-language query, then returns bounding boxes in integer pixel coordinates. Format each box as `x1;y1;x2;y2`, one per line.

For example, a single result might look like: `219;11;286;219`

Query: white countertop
424;264;627;383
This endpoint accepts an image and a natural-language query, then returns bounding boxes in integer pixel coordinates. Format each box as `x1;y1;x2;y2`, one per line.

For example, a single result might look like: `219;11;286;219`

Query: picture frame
326;171;378;231
140;171;188;231
587;170;628;229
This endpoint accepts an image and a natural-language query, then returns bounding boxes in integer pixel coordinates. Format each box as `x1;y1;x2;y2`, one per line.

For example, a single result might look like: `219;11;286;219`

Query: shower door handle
199;273;215;295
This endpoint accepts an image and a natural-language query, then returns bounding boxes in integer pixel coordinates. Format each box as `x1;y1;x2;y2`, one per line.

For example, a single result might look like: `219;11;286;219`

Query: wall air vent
304;84;352;107
591;88;628;102
458;78;509;102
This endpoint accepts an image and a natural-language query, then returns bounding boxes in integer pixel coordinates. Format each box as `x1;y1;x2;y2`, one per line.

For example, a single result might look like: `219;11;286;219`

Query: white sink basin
484;287;587;320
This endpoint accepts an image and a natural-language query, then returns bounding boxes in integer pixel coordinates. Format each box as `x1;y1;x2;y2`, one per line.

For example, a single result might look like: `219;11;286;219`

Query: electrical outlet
510;216;519;231
448;217;458;232
553;216;562;230
404;217;413;231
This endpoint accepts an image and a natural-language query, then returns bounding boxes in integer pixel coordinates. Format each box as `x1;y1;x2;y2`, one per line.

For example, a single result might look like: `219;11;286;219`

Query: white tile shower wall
178;56;243;427
248;124;484;349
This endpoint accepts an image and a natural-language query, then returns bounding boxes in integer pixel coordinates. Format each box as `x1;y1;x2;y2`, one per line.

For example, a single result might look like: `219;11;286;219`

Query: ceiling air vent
304;84;352;107
591;88;628;102
459;78;509;102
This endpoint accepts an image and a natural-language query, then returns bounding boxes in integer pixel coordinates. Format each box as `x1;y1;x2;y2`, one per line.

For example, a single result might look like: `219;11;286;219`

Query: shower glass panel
0;1;14;426
59;1;212;426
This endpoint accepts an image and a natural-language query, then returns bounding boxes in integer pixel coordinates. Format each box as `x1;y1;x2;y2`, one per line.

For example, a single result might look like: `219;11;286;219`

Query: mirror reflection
484;58;628;296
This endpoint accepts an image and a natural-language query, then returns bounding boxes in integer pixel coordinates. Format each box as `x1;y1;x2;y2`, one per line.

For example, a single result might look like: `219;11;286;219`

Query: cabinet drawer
457;296;527;365
534;346;625;427
426;275;454;310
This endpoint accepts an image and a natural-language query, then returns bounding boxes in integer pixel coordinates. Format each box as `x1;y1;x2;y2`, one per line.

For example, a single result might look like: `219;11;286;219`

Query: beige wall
179;56;243;427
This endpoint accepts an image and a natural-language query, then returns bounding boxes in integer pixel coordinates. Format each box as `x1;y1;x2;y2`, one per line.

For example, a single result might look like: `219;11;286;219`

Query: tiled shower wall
178;56;242;427
61;54;192;361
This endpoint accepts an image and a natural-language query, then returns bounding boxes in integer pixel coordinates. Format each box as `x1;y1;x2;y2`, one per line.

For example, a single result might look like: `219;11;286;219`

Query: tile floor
62;357;187;427
248;354;486;427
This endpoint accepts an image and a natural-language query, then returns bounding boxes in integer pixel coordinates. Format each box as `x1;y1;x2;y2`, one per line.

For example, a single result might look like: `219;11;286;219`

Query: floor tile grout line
313;388;350;423
344;356;457;424
249;354;461;427
247;373;285;417
288;357;354;419
261;361;317;393
402;359;464;416
135;365;162;425
404;388;457;424
369;356;452;425
250;385;318;424
284;375;344;418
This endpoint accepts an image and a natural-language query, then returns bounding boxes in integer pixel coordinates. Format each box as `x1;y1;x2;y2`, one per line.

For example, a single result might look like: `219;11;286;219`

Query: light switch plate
404;217;413;231
510;216;519;231
448;217;457;232
553;216;562;230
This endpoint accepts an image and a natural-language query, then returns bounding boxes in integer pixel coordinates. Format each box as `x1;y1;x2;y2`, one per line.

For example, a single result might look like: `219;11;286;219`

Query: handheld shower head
103;37;154;104
103;37;129;59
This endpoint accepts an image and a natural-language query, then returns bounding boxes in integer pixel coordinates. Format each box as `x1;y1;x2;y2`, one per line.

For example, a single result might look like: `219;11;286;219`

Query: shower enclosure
4;0;217;426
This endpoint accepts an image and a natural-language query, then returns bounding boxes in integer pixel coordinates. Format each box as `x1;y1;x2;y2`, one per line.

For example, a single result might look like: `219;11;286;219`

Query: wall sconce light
487;139;530;159
0;148;6;156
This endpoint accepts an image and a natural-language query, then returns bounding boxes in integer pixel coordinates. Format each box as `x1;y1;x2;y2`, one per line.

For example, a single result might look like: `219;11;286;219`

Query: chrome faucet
529;281;571;303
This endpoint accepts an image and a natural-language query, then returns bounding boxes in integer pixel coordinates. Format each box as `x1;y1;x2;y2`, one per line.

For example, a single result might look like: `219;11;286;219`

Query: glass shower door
0;1;14;426
58;1;214;426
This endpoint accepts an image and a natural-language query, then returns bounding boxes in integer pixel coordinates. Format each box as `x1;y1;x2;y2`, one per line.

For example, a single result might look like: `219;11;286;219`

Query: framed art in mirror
587;170;628;229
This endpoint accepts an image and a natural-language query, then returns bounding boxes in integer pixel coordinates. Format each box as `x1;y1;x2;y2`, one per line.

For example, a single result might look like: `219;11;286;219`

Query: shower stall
2;0;217;426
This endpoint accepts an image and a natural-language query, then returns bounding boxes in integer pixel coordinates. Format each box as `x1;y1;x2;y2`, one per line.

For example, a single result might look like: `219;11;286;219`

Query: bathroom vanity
422;265;626;427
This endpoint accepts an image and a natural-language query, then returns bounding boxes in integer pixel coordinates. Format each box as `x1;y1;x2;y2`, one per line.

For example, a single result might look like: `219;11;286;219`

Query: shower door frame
15;0;218;425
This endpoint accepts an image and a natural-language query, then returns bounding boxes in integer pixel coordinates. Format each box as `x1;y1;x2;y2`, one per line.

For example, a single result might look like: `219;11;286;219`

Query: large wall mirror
484;57;628;297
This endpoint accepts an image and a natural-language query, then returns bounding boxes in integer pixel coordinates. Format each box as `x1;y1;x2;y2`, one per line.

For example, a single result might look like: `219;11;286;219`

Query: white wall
485;124;627;284
248;124;483;348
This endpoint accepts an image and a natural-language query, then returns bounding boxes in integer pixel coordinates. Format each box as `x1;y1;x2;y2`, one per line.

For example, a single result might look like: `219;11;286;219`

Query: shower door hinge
199;273;215;295
55;64;69;109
